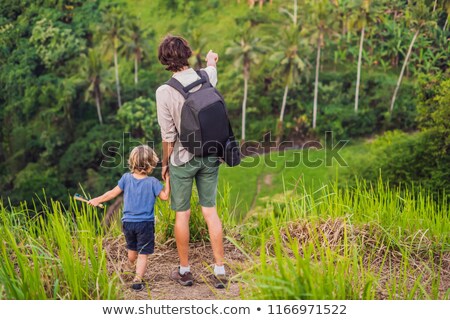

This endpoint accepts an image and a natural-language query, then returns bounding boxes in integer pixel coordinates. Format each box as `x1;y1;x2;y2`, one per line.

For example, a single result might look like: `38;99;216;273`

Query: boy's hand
88;197;102;207
205;50;219;66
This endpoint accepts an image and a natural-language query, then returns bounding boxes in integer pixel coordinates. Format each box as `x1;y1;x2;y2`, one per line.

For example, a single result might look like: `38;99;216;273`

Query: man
155;35;227;289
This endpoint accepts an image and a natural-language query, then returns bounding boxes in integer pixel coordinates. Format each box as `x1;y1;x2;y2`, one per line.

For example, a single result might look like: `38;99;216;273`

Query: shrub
117;97;160;143
313;70;417;139
348;72;450;195
12;163;67;204
59;123;124;195
351;131;449;195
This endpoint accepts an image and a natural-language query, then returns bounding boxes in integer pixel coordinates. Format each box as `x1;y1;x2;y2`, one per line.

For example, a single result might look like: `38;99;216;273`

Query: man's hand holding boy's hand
165;173;170;184
88;197;102;207
206;50;219;67
162;165;169;181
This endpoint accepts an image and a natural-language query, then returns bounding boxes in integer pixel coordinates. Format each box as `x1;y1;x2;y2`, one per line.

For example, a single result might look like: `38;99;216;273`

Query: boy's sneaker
170;267;194;286
209;274;228;289
131;281;145;292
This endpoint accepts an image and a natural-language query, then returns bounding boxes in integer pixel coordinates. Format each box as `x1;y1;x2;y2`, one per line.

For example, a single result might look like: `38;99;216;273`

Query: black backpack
166;70;241;166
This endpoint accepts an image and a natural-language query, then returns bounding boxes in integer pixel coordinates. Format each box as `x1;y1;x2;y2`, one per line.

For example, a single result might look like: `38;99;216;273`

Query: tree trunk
279;84;289;123
113;46;122;108
242;75;248;142
277;84;289;145
294;0;298;25
134;55;138;85
342;16;346;37
444;18;448;31
355;26;365;113
390;29;420;112
433;0;438;12
196;54;203;69
313;37;321;129
94;87;103;125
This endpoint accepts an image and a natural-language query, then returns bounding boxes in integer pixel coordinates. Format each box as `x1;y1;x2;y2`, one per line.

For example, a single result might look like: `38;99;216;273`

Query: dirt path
105;237;248;300
249;173;273;211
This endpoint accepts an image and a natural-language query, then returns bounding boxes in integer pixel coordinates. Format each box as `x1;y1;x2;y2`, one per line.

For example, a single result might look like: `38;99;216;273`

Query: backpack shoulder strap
183;72;207;92
165;77;189;99
165;71;209;98
228;120;236;140
198;70;213;88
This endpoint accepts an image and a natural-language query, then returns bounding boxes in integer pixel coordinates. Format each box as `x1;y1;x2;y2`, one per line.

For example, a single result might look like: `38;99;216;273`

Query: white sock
179;265;190;275
214;264;225;276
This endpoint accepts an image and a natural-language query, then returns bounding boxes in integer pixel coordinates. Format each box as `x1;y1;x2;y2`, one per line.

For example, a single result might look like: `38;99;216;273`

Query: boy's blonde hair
128;145;159;174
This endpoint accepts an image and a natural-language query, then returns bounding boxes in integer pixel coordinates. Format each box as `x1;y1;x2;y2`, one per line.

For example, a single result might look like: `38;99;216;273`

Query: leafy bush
59;123;124;194
12;163;67;203
117;97;160;143
351;130;449;195
313;70;417;139
30;18;86;69
416;72;450;152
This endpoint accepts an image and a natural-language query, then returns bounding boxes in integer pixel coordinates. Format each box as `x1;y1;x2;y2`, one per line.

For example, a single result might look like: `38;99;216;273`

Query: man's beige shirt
156;66;218;166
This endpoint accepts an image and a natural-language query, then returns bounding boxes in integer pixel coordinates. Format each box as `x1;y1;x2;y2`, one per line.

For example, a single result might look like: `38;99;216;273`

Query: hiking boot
131;281;145;292
170;267;194;286
209;273;228;289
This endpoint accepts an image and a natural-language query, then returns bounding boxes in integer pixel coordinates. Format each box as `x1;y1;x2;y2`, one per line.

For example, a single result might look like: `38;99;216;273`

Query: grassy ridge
0;198;120;299
1;141;448;300
0;176;448;299
239;180;449;299
0;187;238;299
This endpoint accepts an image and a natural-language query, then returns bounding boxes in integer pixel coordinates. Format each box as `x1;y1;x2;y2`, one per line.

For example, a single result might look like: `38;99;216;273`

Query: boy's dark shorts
122;221;155;254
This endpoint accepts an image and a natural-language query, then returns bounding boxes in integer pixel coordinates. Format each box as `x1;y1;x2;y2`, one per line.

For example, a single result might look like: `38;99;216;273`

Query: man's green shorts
169;156;220;211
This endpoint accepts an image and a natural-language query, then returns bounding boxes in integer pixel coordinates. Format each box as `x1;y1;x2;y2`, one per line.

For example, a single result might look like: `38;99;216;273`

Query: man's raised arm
206;50;219;68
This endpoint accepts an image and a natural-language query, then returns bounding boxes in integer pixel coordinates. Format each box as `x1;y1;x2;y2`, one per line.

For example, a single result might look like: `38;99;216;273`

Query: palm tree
57;76;83;130
101;8;126;108
307;0;336;129
122;21;151;85
226;25;265;142
351;0;383;113
335;0;352;39
81;49;106;125
269;0;306;144
270;26;305;144
390;0;435;112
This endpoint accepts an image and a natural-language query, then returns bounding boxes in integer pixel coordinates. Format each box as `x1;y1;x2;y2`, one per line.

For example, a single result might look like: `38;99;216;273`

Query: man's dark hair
158;35;192;72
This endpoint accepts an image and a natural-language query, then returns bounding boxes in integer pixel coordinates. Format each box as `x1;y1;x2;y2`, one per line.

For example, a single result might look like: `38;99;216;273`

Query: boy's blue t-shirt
118;173;163;222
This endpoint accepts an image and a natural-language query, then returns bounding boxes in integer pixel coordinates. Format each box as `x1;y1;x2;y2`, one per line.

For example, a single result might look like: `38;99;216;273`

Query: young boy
88;145;169;292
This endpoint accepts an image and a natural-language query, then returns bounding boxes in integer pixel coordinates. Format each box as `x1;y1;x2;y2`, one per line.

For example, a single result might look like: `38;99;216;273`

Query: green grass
1;176;448;299
221;141;448;300
1;138;448;300
219;141;371;213
0;198;120;299
238;179;449;299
